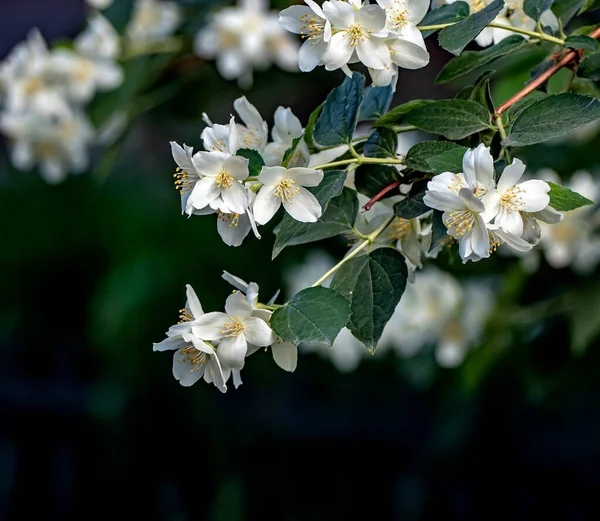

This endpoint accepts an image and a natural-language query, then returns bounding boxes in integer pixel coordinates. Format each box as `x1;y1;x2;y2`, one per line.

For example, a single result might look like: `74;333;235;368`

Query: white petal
458;188;485;213
286;167;323;187
519;180;550;212
462;144;494;189
186;284;204;317
170;141;194;172
232;369;243;389
153;336;184;352
298;38;327;72
234;96;264;130
244;317;276;346
393;22;427;50
224;155;249;181
369;65;397;86
192;312;229;340
192;150;227;177
278;6;312;33
227;116;238;153
497;158;526;192
217;213;252;247
405;0;430;24
323;0;355;27
272;341;298;372
204;355;227;393
221;181;249;215
423;191;465;212
224;291;253;319
356;5;387;32
496;207;524;236
470;215;491;260
357;37;391;69
480;189;501;223
253;185;281;225
258;165;286;185
272;107;303;144
322;32;354;70
172;350;205;386
221;271;249;292
533;206;564;224
189;176;220;210
389;37;429;70
496;228;533;252
217;335;248;370
283;186;322;222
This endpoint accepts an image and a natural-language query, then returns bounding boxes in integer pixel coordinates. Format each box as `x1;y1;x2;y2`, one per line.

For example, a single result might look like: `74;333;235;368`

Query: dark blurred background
1;1;600;520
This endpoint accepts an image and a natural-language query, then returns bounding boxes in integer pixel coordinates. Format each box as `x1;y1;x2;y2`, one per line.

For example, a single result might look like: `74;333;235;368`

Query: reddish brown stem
362;181;401;212
495;27;600;115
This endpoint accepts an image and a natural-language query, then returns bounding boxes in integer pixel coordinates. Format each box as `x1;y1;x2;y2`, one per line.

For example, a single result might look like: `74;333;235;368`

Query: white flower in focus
253;166;324;224
75;13;121;61
279;0;332;72
263;106;310;167
216;190;262;247
192;291;277;371
321;0;391;72
153;284;227;392
127;0;181;43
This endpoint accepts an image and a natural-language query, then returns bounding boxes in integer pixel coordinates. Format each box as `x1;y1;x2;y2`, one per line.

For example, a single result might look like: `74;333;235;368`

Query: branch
361;181;401;212
495;27;600;115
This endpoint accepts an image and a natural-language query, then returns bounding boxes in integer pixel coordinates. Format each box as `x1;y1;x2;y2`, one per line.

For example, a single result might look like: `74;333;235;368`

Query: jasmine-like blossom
262;106;310;167
126;0;181;43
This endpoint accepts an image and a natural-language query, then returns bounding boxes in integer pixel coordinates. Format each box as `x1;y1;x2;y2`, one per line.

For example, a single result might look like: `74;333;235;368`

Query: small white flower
75;13;121;61
153;285;227;392
192;291;277;371
386;216;431;270
262;106;310;167
126;0;181;43
216;190;262;247
253;166;324;224
321;0;391;72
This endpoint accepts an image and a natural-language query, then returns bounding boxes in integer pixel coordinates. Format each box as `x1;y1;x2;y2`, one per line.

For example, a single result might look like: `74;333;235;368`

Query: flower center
221;317;245;337
178;345;206;372
447;176;467;193
216;171;234;189
470;0;488;13
178;307;194;324
488;231;501;255
274;179;301;203
445;211;474;237
299;14;323;41
388;218;412;240
174;167;193;194
500;186;525;212
389;7;408;30
217;210;240;227
346;24;370;47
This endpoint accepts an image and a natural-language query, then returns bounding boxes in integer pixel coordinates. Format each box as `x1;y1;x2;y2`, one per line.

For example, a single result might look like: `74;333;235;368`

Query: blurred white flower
262;106;310;167
195;0;299;88
127;0;181;43
75;13;121;61
86;0;114;9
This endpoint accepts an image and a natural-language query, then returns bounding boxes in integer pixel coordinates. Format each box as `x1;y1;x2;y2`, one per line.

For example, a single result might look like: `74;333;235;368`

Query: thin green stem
312;156;404;171
495;114;508;141
392;124;419;133
348;142;361;160
417;23;455;31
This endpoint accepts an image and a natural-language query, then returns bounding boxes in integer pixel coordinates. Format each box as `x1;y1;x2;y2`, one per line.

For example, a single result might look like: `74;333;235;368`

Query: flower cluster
154;274;297;392
195;0;300;88
279;0;430;87
170;97;323;246
423;144;563;263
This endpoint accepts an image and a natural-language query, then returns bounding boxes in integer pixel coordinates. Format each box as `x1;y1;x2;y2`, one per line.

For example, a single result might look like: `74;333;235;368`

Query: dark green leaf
436;35;526;84
579;0;600;12
438;0;505;55
236;148;264;176
524;0;553;20
427;148;467;173
505;91;549;123
570;77;600;98
419;2;470;38
314;73;365;146
404;100;492;140
405;141;467;173
363;128;398;158
372;99;434;128
564;35;599;51
547;181;594;210
552;0;584;24
272;187;357;258
281;136;303;168
578;51;600;81
304;103;322;152
331;248;408;350
358;84;394;121
354;164;401;199
393;181;430;219
468;70;496;113
503;93;600;146
429;210;450;253
270;287;351;346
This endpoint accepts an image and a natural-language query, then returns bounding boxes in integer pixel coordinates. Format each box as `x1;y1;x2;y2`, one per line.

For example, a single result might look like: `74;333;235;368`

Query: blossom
279;0;332;72
216;190;262;247
153;284;227;392
75;13;121;61
192;291;276;371
86;0;114;9
253;166;324;224
386;216;431;269
321;0;391;72
126;0;181;43
262;106;310;167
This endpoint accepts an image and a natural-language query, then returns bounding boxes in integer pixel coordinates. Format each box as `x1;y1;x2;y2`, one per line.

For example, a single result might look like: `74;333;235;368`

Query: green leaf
436;35;526;84
272;187;357;258
314;73;365;146
564;35;599;51
418;2;470;38
468;70;496;113
270;287;351;347
427;148;467;173
429;210;449;252
372;99;434;128
580;0;600;12
236;148;264;176
358;84;394;121
363;128;398;158
547;181;594;210
393;181;430;219
578;51;600;81
551;0;584;24
304;103;322;152
281;136;303;168
354;164;400;199
569;280;600;355
331;248;408;350
524;0;553;20
570;77;600;98
405;141;467;173
438;0;505;55
404;100;492;140
505;91;549;123
503;93;600;146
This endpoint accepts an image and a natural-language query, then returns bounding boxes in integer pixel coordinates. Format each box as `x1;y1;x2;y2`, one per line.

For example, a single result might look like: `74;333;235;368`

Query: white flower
192;291;277;371
216;190;262;247
153;284;227;392
127;0;181;43
279;0;332;72
86;0;114;9
386;216;431;269
262;106;310;167
321;0;391;72
75;13;121;61
253;166;324;224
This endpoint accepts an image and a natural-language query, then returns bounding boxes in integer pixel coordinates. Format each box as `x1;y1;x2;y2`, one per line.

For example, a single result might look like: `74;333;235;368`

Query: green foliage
405;141;468;173
393;181;430;219
503;93;600;146
552;0;584;24
236;149;264;176
505;91;549;123
313;73;364;146
304;103;322;152
270;287;351;346
547;181;595;210
363;128;398;158
429;210;449;252
358;84;394;121
419;2;470;38
438;0;505;55
372;99;434;128
281;136;303;168
523;0;553;20
354;165;401;199
578;51;600;80
564;35;599;51
436;36;526;84
404;100;493;140
331;248;408;350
